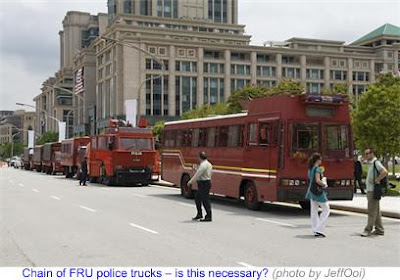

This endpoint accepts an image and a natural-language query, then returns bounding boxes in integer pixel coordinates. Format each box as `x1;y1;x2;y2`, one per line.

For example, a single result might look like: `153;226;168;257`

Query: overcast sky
0;0;399;111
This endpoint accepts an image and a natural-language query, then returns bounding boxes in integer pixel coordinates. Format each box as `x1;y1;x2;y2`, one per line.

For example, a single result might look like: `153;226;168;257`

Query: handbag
310;167;323;196
372;160;385;200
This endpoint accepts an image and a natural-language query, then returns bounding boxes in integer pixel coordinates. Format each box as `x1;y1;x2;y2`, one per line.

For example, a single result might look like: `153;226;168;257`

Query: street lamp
16;103;66;142
100;36;166;125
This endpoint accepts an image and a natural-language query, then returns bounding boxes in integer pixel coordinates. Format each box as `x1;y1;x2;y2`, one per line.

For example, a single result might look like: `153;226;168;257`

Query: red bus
32;145;43;172
162;94;354;210
61;137;91;178
88;120;159;186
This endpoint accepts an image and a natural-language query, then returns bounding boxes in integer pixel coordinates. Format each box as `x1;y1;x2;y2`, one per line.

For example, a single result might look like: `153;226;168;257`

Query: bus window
247;123;257;146
98;137;107;150
228;125;243;147
291;123;319;154
191;129;199;147
120;138;152;150
217;126;229;147
259;123;271;145
199;128;207;147
325;125;350;158
206;127;216;147
176;130;183;147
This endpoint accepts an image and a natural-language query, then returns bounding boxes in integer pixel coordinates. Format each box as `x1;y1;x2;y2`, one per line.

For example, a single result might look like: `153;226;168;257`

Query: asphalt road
1;167;399;267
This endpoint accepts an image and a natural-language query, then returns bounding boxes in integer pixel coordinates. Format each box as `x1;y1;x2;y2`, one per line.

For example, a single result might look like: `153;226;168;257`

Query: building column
393;49;399;73
224;49;231;101
250;51;257;85
300;55;307;86
347;57;353;95
276;53;282;81
370;59;376;83
324;56;330;90
197;47;204;105
169;45;176;116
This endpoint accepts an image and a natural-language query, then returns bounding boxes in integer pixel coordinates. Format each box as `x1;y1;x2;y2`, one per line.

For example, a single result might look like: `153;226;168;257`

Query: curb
329;204;400;219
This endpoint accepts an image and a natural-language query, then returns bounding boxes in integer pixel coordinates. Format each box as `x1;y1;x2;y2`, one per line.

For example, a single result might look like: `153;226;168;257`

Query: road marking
256;218;297;228
129;223;158;234
132;193;148;198
32;189;39;193
178;202;195;208
79;206;96;213
51;196;61;200
18;183;24;187
237;262;255;268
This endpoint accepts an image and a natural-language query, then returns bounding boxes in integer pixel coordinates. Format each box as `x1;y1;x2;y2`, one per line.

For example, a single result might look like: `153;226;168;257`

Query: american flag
74;68;84;94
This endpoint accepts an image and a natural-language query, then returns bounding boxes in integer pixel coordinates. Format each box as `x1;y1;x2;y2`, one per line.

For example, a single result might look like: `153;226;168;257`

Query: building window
123;0;133;13
257;80;276;88
145;75;169;116
331;70;347;81
306;83;324;94
203;78;224;105
231;52;247;61
231;64;251;75
282;67;300;79
146;59;169;70
204;50;221;59
306;69;324;80
140;0;149;15
257;54;270;63
257;66;276;77
352;71;369;82
282;56;295;64
231;79;250;91
176;76;197;116
176;61;197;72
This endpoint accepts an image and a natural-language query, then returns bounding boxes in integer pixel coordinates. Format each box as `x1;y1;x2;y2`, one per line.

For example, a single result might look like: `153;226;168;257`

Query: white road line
51;196;61;200
237;262;256;268
18;183;24;187
79;206;96;213
129;223;158;234
256;218;297;228
132;193;148;198
178;202;195;208
32;189;39;193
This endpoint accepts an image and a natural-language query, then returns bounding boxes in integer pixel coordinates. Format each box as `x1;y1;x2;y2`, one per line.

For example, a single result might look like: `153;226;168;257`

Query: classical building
91;1;400;128
33;11;107;138
0;110;35;145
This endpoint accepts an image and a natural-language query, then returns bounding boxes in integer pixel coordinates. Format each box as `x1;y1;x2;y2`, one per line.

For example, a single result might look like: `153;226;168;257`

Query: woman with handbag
305;152;330;237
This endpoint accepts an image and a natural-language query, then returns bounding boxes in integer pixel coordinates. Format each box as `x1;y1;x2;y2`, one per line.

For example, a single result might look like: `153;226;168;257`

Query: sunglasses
365;151;371;155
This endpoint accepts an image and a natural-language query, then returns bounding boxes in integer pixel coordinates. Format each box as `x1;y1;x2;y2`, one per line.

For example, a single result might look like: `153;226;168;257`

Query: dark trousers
354;176;365;193
195;180;212;218
79;172;87;185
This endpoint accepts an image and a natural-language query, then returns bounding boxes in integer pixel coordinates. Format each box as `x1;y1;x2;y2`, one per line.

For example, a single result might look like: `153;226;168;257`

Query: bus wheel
181;174;194;199
89;177;97;183
299;200;310;210
244;181;262;211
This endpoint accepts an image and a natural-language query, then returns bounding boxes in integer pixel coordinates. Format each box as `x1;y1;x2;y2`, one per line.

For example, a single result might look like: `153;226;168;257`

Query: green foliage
272;79;305;95
36;131;58;145
322;83;349;95
352;74;400;158
0;142;24;159
183;103;229;119
375;72;400;87
227;80;305;114
153;121;165;141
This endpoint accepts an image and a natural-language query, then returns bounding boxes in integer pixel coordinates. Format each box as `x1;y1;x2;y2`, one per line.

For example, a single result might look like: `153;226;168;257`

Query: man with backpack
361;148;388;237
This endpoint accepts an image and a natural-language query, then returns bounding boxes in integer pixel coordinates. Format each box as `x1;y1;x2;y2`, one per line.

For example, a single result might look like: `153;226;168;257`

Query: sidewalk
329;193;400;219
154;179;400;219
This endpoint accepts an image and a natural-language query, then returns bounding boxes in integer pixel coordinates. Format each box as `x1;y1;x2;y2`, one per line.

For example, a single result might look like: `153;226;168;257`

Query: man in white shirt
188;152;213;222
361;148;388;237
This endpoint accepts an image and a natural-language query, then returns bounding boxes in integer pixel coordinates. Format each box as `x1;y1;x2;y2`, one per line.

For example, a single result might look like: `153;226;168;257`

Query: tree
36;131;58;145
352;74;400;168
0;142;24;159
271;79;305;95
152;121;165;141
182;103;229;119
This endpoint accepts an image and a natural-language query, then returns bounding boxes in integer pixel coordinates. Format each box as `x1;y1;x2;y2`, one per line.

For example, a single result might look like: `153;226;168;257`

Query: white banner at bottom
0;267;399;280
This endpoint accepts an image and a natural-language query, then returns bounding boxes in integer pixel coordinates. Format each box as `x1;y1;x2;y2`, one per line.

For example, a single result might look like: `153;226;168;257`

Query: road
1;167;400;267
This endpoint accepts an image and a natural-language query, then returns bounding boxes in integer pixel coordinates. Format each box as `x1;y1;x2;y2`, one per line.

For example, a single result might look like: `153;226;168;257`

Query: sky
0;0;399;111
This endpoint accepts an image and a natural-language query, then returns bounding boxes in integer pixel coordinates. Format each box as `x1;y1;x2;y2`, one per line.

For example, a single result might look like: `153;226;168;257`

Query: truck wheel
181;174;194;199
244;181;262;211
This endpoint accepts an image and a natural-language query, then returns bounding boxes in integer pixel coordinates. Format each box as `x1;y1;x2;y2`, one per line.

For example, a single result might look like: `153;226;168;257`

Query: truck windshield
120;138;153;151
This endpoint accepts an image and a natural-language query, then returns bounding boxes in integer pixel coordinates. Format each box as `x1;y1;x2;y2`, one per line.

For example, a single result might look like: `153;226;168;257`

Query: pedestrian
79;156;88;186
354;156;365;194
361;148;388;237
188;151;213;222
305;152;330;237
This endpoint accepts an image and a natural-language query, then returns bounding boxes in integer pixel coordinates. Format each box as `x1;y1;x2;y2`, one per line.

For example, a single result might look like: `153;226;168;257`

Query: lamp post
100;36;166;125
16;103;66;142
